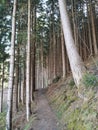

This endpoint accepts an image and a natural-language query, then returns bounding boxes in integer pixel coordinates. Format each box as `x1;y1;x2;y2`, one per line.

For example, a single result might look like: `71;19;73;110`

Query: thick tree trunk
6;0;17;129
58;0;86;87
71;0;78;48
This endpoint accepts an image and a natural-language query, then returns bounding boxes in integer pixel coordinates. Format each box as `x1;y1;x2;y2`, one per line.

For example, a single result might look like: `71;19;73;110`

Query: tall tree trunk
32;42;36;92
61;27;66;78
41;41;44;88
13;44;19;113
48;32;52;84
87;2;93;56
90;1;98;55
36;46;40;89
0;60;4;113
21;77;23;105
6;0;17;129
58;0;86;87
22;46;26;104
32;5;36;92
26;0;31;121
71;0;78;48
53;30;56;79
83;23;87;61
19;67;22;103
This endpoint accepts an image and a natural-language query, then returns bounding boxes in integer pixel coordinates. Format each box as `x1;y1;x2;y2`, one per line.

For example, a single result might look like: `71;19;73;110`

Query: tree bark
90;1;98;55
0;60;4;113
22;48;26;104
32;5;36;92
6;0;17;129
41;41;44;88
13;44;19;113
26;0;31;121
61;27;66;78
58;0;86;87
87;2;93;56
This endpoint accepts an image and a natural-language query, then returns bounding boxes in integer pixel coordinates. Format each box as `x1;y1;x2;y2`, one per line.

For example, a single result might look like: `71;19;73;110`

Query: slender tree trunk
36;65;38;90
22;47;26;104
21;68;24;104
53;30;56;79
0;60;4;113
41;41;44;88
26;0;31;121
23;65;26;104
48;32;52;84
88;18;93;55
13;44;19;113
90;2;98;55
86;2;93;56
58;0;86;87
56;36;61;76
17;68;21;104
33;5;36;92
21;82;24;105
32;42;36;91
6;0;17;129
36;53;39;89
79;36;83;59
61;27;66;78
83;23;87;61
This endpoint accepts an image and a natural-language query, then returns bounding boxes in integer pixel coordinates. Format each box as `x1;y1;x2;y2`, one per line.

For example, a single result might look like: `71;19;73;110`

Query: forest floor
12;89;63;130
1;56;98;130
29;89;63;130
0;87;63;130
46;56;98;130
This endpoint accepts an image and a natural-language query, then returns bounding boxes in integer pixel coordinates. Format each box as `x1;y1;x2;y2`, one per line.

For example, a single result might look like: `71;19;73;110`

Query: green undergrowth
12;101;36;130
47;77;98;130
23;114;37;130
82;73;98;88
0;112;6;130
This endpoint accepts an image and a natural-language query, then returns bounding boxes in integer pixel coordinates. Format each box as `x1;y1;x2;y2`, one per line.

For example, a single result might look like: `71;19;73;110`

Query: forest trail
31;89;62;130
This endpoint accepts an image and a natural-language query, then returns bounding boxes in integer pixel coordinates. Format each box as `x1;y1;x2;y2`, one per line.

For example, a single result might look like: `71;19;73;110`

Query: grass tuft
82;73;98;88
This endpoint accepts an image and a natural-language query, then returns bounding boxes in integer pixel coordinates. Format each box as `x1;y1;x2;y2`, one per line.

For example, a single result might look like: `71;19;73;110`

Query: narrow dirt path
31;89;61;130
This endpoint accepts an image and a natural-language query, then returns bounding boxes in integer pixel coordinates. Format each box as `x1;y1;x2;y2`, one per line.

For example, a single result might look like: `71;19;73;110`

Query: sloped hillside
47;57;98;130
